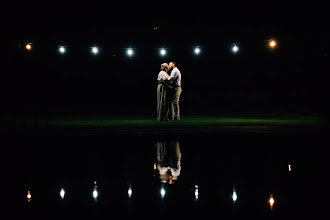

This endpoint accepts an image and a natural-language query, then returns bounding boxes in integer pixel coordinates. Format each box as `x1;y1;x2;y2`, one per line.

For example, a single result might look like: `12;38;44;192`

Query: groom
168;62;182;121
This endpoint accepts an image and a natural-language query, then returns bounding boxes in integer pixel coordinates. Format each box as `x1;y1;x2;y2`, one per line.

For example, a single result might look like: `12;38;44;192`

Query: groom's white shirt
168;67;181;87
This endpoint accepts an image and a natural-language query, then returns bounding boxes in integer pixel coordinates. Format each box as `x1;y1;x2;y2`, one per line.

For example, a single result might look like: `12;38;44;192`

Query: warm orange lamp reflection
269;195;275;210
27;190;31;202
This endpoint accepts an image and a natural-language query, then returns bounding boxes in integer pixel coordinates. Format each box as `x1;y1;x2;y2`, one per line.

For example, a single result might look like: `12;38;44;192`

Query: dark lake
7;132;327;218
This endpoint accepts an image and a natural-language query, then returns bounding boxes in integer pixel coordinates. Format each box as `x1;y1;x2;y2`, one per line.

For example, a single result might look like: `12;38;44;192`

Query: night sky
4;2;330;115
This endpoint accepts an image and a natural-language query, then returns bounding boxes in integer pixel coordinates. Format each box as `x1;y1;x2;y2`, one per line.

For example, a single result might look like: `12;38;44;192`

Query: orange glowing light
26;44;32;50
154;163;157;170
269;40;276;48
269;196;275;208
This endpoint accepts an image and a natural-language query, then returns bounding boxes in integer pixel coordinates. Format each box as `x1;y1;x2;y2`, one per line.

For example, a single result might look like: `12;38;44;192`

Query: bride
157;63;173;121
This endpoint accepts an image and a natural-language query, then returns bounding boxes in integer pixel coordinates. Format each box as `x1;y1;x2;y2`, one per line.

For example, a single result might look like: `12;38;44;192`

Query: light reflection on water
11;133;326;218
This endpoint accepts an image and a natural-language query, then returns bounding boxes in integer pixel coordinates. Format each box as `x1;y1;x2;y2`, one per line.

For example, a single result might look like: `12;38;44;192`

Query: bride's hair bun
160;63;168;71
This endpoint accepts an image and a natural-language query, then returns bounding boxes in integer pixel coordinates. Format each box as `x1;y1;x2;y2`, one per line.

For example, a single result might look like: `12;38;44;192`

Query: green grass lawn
2;113;327;135
49;114;326;129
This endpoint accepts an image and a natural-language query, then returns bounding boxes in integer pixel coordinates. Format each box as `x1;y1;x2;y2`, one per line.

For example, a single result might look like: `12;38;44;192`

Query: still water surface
8;132;327;218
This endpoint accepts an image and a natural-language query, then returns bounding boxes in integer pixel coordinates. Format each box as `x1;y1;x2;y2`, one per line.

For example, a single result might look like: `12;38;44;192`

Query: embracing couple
157;62;182;121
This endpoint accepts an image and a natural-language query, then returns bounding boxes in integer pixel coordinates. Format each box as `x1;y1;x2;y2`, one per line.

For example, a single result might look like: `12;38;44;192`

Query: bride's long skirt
157;84;167;121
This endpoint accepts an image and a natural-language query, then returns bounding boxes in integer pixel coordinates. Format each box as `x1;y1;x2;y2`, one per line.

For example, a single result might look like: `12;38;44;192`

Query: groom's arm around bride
158;79;173;89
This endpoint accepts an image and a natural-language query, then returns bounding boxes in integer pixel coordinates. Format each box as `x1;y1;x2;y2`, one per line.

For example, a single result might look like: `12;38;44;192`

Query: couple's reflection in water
156;141;181;184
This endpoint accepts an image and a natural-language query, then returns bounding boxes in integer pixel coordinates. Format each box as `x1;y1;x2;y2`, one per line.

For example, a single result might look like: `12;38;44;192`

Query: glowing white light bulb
160;188;166;198
232;45;239;53
60;188;65;199
194;185;199;200
26;44;31;50
194;47;200;54
195;189;199;199
92;47;98;54
93;188;98;199
127;48;133;56
160;49;166;56
59;46;65;53
128;188;132;198
232;191;237;202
